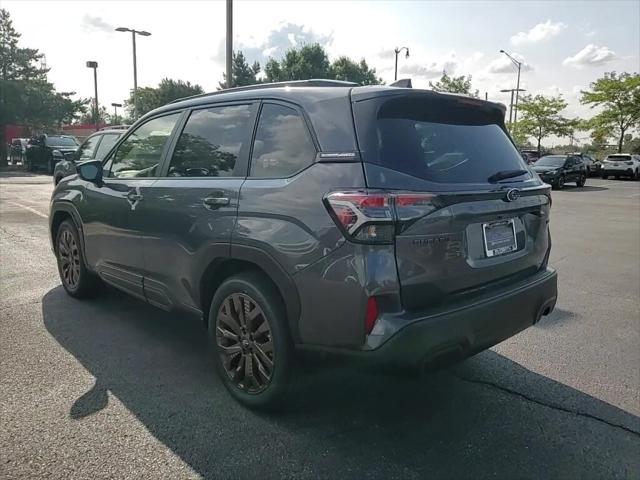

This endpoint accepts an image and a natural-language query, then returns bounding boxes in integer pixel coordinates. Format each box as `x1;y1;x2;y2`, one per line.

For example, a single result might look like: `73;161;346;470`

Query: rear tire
553;175;565;190
55;220;100;298
209;272;294;410
577;173;586;187
601;174;608;180
47;158;54;175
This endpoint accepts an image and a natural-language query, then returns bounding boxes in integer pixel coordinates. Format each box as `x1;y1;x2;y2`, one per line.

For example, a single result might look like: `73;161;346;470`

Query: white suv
601;154;640;180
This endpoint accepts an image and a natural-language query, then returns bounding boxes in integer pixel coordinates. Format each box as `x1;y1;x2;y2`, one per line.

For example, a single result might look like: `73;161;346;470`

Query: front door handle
203;196;230;208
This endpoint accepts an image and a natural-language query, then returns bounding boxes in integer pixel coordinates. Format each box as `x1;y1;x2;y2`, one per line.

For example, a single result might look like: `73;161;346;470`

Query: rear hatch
352;90;551;311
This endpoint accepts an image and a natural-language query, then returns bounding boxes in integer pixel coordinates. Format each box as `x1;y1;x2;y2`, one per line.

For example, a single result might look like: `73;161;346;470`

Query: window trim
246;100;319;180
102;110;186;180
158;101;259;179
77;134;102;162
93;133;121;161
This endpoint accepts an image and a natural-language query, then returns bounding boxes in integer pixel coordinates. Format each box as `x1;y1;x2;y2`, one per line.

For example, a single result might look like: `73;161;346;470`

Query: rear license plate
482;219;517;258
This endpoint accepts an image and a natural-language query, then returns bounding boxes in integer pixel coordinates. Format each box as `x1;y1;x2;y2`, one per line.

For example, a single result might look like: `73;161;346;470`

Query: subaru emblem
506;189;520;202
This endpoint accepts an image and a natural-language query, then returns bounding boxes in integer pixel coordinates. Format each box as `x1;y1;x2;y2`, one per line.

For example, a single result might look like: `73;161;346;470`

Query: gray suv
49;80;557;409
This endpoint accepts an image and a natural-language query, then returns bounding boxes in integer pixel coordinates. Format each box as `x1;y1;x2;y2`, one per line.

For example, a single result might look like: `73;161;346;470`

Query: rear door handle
203;196;230;208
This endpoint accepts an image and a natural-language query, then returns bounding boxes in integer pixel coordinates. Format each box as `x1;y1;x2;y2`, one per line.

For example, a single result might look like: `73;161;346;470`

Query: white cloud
510;20;567;46
562;44;617;68
486;53;533;74
81;15;113;34
399;60;456;78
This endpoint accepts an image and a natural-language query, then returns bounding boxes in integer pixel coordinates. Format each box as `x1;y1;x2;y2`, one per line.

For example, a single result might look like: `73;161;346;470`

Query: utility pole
500;88;526;128
226;0;233;89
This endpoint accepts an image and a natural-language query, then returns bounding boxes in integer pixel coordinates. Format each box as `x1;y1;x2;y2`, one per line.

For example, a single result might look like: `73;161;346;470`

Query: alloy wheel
58;230;81;289
216;293;274;394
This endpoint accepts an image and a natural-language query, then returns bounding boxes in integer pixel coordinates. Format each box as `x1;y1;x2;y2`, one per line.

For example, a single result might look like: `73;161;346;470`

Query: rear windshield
535;156;566;167
354;94;528;184
46;136;78;147
606;155;631;160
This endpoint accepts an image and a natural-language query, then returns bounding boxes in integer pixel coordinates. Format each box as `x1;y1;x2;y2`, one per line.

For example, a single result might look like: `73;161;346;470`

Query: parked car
53;129;125;185
25;134;79;174
600;154;640;180
532;154;587;189
520;149;546;164
568;152;597;176
49;80;557;409
9;138;28;165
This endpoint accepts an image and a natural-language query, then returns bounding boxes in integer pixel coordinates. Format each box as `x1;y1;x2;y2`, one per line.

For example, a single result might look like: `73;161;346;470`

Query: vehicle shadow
42;286;640;479
558;185;608;192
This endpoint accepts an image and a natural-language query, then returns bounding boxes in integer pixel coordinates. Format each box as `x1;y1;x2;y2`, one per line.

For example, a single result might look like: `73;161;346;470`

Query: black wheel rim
216;293;274;394
58;230;80;289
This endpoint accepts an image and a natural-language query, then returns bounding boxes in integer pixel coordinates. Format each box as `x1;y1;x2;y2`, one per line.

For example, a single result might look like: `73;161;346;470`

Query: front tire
209;272;294;410
47;157;54;175
553;175;565;190
577;173;586;187
55;220;100;298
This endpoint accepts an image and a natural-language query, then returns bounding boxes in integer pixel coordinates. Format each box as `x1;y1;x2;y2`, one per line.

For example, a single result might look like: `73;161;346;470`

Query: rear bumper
602;168;634;177
302;268;557;369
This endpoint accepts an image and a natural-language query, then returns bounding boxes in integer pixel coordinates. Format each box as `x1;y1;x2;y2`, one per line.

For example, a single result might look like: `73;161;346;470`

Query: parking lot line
6;201;49;219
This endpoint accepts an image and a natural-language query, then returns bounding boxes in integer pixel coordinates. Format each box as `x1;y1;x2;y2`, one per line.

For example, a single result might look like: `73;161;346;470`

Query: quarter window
168;105;253;177
250;104;316;178
108;114;180;178
77;135;101;161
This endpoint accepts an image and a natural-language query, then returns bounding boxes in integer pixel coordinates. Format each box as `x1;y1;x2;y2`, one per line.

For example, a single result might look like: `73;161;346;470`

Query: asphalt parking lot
1;172;639;479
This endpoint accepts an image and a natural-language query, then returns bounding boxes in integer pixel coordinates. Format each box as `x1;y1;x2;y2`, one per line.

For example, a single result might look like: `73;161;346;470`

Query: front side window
77;135;101;161
94;133;120;160
250;104;316;178
168;105;253;177
109;114;180;178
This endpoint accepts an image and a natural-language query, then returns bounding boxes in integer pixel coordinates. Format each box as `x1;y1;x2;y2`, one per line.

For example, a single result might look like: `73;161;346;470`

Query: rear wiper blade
487;169;528;183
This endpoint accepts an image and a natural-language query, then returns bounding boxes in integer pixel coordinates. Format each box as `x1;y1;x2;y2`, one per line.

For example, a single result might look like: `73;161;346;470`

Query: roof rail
168;79;359;105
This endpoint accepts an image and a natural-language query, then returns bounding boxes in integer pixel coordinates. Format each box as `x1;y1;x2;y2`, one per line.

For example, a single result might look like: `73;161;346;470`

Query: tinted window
46;136;78;147
535;156;566;167
109;114;179;178
94;133;120;160
250;104;316;178
77;135;101;161
355;95;529;184
168;105;252;177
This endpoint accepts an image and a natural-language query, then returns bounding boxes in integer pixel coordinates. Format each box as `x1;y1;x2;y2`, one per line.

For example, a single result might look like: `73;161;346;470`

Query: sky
4;0;640;144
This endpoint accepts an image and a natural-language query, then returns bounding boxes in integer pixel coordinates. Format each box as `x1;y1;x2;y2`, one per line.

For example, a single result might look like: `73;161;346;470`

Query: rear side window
355;95;528;184
168;104;252;177
77;135;101;161
94;134;119;160
250;103;316;178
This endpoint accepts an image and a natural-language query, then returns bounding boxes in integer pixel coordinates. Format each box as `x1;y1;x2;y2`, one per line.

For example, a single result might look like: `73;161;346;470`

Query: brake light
324;191;436;244
365;297;379;334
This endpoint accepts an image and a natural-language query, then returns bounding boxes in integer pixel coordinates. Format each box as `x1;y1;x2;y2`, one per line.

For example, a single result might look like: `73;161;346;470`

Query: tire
553;175;565;190
634;169;639;181
577;173;586;187
47;157;54;175
601;174;608;180
55;220;100;298
209;272;294;410
615;175;620;180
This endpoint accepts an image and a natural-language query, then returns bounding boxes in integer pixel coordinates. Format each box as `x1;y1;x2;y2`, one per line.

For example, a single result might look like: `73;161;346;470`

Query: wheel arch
199;245;302;343
50;202;87;262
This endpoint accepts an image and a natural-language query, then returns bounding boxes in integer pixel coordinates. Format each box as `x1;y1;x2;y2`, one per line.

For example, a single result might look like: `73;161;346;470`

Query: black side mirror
77;160;103;186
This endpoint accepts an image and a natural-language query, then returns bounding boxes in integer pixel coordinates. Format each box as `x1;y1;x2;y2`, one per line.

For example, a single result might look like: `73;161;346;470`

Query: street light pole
499;49;523;126
116;27;151;120
394;47;410;81
500;88;526;128
86;61;99;131
226;0;233;89
111;102;122;124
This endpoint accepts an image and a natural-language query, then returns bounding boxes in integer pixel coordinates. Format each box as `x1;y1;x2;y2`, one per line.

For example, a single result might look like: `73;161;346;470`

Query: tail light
324;190;436;244
365;297;379;334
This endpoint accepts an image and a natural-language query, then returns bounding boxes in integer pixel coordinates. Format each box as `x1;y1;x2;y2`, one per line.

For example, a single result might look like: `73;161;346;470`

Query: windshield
46;136;78;147
535;156;566;167
354;94;528;185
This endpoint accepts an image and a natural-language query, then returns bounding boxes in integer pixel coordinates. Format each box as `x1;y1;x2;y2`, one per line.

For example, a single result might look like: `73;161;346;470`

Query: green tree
429;72;479;97
125;78;204;118
329;57;382;85
516;94;575;153
581;72;640;153
264;43;331;82
219;51;261;89
0;8;87;164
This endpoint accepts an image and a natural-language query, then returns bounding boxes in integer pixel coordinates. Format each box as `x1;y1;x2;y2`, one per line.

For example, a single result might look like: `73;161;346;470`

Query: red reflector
365;297;379;334
395;193;435;206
